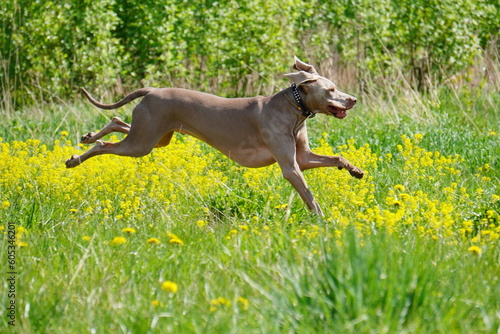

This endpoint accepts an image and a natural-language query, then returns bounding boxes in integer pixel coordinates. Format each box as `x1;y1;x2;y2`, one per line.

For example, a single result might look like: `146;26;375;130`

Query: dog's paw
80;132;96;144
65;155;81;168
349;167;364;179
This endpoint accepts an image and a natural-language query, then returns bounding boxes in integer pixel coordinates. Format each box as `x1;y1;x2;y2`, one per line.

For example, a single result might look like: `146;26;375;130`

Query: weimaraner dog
66;57;364;215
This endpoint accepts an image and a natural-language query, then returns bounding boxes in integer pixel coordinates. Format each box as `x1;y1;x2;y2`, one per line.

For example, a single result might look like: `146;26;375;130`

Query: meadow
0;82;499;333
1;0;500;332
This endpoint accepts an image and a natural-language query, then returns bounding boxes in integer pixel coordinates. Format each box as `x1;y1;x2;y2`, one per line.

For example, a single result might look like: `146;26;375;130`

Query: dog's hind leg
80;117;131;144
66;131;162;169
67;104;173;168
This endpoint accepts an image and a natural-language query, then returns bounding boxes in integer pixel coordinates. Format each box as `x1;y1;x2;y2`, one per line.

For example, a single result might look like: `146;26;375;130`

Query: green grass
1;85;499;333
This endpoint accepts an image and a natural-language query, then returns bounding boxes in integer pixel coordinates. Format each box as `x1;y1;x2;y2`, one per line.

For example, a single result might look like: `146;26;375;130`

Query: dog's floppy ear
284;71;318;85
293;56;319;75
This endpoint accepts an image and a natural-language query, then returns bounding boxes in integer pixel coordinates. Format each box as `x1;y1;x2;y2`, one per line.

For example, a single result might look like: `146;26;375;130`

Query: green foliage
1;0;122;105
0;0;498;106
317;0;498;87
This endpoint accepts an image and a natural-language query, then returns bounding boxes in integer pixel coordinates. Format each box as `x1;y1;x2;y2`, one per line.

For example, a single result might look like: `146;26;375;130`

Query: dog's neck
282;85;315;119
291;83;315;118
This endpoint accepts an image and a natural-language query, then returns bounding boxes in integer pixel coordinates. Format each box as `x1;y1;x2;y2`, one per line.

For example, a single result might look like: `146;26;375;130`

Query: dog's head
285;56;357;119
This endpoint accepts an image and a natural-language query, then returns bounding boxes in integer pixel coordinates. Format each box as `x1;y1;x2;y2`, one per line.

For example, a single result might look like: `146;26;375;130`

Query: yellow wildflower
82;236;91;242
161;281;178;293
237;297;249;310
169;238;184;245
1;200;10;209
110;236;127;246
196;220;207;228
60;130;69;137
16;241;28;248
151;300;160;307
467;246;482;255
147;238;161;245
413;133;424;141
400;193;411;202
394;184;405;192
122;227;137;234
210;297;231;311
167;233;184;245
166;232;180;239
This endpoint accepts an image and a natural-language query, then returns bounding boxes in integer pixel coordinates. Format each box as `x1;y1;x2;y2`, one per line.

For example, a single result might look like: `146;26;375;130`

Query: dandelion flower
196;220;207;228
210;297;231;311
147;238;160;245
16;241;28;248
151;300;160;307
1;200;10;209
237;297;249;310
167;232;184;245
166;232;179;239
122;227;137;234
60;130;69;137
468;246;482;255
169;238;184;245
161;281;178;293
69;208;78;213
110;236;127;246
239;225;249;231
400;193;411;202
394;184;405;192
82;236;91;242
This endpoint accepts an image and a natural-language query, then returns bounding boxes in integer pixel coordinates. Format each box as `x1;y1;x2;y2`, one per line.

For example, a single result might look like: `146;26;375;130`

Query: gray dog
67;57;364;215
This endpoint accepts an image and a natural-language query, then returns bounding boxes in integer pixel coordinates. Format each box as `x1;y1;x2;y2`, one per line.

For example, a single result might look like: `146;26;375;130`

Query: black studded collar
291;83;315;118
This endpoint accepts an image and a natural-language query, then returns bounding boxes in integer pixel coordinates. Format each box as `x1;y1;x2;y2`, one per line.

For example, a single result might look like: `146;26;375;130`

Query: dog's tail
80;87;153;110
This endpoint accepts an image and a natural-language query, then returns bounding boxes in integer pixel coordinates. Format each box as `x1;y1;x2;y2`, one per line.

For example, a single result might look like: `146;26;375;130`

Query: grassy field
1;84;499;333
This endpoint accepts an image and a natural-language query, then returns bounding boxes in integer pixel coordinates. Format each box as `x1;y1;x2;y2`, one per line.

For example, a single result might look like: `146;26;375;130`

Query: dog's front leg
267;136;324;215
294;126;364;178
280;163;324;215
297;151;364;179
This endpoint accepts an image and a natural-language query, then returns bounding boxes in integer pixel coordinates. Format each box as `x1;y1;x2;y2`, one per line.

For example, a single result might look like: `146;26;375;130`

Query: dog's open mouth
327;105;348;119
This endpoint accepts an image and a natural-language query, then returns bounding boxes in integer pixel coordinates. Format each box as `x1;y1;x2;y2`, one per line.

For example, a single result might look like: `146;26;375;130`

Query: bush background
1;0;499;108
